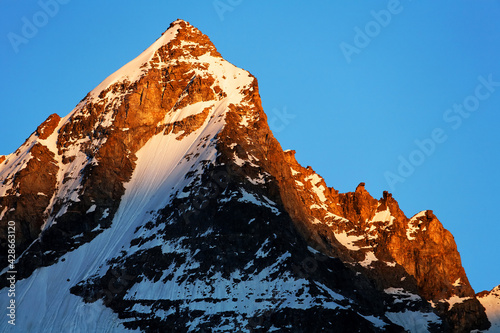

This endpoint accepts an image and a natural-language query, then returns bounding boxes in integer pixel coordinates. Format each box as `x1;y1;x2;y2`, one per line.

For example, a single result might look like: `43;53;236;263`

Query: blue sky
1;1;499;292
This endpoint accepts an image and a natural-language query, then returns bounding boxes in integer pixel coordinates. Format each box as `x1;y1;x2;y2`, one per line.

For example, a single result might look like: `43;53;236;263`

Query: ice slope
0;94;233;332
0;94;365;332
0;19;262;332
0;19;483;332
0;18;253;229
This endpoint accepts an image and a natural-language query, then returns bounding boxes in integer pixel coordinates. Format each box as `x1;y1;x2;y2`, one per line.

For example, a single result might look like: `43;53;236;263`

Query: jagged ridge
0;19;497;332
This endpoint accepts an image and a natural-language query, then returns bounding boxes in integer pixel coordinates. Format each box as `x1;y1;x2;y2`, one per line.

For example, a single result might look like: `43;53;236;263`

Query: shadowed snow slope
0;20;495;332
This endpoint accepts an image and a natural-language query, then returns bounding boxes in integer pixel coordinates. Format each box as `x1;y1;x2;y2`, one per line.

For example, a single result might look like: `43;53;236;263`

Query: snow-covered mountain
0;19;498;332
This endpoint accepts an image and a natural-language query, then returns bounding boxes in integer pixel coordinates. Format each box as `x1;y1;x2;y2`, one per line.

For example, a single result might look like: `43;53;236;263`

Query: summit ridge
0;19;497;332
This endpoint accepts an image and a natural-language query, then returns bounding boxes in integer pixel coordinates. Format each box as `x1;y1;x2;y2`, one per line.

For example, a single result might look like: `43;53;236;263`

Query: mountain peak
0;18;256;279
170;18;191;26
86;19;222;103
0;20;496;332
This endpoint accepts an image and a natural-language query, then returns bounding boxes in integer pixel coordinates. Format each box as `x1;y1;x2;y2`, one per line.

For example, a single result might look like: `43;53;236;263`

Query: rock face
282;151;489;332
0;19;495;332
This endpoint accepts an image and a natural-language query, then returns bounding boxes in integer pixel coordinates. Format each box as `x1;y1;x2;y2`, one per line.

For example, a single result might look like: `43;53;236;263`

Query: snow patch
385;310;441;333
406;214;424;241
360;251;378;267
305;173;322;185
0;206;8;220
86;204;96;214
101;208;110;220
361;315;387;328
255;238;271;258
411;211;427;220
444;295;473;308
478;286;500;332
371;207;395;225
452;278;462;287
335;231;364;251
325;212;350;224
238;188;280;215
384;287;421;302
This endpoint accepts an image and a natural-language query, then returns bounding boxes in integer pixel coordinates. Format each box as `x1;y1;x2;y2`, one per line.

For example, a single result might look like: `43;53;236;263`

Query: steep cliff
0;19;494;332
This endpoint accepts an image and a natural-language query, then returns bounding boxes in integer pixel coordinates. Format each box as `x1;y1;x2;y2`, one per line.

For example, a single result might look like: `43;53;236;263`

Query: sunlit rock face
0;19;493;332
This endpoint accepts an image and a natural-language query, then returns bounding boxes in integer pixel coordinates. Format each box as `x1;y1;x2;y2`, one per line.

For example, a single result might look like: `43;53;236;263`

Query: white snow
444;295;473;308
0;206;8;220
0;19;261;332
162;101;214;125
406;212;426;241
452;278;462;287
359;251;378;267
86;204;96;214
0;245;139;333
255;238;271;258
304;173;327;202
307;246;320;254
305;173;322;185
88;22;182;100
406;226;419;240
325;212;350;224
123;251;347;327
411;211;427;220
478;286;500;332
361;315;387;328
101;208;110;219
311;218;322;224
334;231;364;251
41;131;102;230
0;137;36;198
371;206;395;225
384;287;422;302
246;174;266;186
238;188;280;215
0;18;444;333
0;91;232;332
314;185;327;202
239;115;250;126
195;53;253;105
232;151;247;167
385;310;441;333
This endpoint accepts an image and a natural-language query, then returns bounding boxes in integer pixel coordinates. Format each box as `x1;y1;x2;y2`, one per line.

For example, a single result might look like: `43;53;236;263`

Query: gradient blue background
1;1;499;292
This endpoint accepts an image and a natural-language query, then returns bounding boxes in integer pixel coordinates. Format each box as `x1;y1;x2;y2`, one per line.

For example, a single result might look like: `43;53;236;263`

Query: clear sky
1;1;499;292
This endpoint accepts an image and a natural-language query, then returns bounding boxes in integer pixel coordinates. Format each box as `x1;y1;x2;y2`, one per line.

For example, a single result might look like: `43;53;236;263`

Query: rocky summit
0;19;498;332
